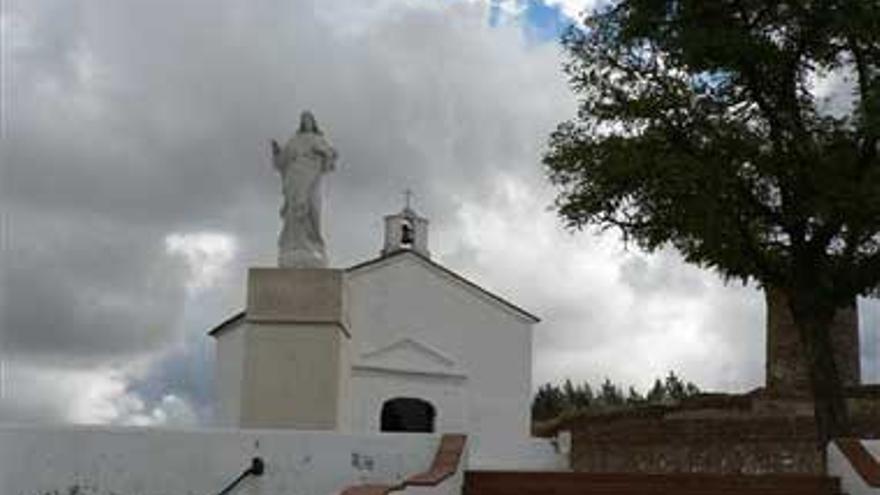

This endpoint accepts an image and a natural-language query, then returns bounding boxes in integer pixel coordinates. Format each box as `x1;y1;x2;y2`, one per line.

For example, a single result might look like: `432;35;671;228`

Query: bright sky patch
489;0;575;42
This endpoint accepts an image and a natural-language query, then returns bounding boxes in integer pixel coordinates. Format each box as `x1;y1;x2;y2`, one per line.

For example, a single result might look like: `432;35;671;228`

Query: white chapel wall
240;322;343;430
349;369;468;433
215;326;246;426
0;424;440;495
345;254;533;462
337;326;354;432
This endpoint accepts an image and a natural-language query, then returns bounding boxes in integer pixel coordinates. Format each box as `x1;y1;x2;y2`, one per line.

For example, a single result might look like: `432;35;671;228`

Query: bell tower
382;190;430;258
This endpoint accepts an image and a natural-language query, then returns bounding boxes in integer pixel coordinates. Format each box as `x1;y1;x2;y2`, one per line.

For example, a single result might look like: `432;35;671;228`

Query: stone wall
569;410;823;474
561;390;880;475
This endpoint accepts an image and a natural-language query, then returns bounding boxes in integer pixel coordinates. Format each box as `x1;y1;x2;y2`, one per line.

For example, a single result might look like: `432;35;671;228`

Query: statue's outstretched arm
322;145;338;172
326;150;338;172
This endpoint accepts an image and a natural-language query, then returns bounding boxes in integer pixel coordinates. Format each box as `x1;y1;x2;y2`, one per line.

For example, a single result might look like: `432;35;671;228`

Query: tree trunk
786;289;851;449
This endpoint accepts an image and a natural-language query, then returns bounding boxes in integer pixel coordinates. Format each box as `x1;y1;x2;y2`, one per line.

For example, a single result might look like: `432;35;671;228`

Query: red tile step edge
340;434;467;495
835;438;880;487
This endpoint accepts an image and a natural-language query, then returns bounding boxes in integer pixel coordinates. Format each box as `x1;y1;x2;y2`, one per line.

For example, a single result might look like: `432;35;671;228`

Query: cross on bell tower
382;190;430;258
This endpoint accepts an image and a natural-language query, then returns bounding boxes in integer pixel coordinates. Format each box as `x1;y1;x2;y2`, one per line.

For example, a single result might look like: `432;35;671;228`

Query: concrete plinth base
214;268;350;430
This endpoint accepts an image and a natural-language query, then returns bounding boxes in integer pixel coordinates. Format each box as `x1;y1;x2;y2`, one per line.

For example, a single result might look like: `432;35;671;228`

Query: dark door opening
380;397;435;433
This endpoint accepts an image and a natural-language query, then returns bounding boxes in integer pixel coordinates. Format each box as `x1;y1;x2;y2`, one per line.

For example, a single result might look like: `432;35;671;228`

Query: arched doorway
380;397;435;433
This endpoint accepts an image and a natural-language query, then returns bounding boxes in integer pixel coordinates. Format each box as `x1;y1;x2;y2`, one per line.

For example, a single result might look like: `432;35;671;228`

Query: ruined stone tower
765;287;861;395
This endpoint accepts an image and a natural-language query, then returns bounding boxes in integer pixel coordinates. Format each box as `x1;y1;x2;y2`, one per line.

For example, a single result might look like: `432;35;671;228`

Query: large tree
544;0;880;446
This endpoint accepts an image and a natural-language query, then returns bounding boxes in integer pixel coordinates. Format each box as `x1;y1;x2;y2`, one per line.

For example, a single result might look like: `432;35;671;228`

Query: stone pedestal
215;268;350;429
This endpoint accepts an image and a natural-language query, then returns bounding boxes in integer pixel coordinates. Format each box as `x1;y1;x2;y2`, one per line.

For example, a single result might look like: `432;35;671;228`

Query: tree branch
849;39;879;172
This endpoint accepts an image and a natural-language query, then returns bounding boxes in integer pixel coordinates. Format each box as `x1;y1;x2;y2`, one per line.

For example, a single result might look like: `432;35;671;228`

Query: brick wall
570;412;823;474
563;391;880;475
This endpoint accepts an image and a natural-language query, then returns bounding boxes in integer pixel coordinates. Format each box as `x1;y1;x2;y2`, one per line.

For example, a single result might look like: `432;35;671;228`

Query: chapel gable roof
208;311;245;337
346;249;540;323
209;250;540;337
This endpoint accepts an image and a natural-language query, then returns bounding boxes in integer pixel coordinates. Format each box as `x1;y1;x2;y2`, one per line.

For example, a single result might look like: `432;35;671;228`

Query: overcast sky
1;0;877;426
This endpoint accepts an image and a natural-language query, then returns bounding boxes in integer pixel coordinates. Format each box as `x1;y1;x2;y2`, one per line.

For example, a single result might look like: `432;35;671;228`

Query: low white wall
467;436;567;471
0;423;440;495
827;439;880;495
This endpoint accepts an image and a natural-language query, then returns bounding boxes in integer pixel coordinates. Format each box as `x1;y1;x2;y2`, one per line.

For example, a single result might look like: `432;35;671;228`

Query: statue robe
274;131;337;268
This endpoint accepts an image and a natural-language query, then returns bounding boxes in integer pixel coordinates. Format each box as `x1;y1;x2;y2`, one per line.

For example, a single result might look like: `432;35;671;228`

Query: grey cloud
0;206;189;366
3;0;876;426
4;0;574;424
125;340;215;424
6;0;567;237
122;289;239;425
533;278;766;393
619;251;709;297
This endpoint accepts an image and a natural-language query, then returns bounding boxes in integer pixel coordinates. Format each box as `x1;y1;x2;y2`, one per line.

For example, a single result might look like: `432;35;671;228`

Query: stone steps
464;471;844;495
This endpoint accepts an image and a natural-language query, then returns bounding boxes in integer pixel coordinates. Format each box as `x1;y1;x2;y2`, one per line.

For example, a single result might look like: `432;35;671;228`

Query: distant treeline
532;371;701;422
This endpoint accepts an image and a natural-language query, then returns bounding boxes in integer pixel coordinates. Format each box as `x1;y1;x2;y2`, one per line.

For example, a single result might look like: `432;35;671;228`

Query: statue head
298;111;322;135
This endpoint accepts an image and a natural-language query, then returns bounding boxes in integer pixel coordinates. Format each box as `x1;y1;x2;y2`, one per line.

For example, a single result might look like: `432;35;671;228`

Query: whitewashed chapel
0;112;561;495
208;111;541;467
7;112;873;495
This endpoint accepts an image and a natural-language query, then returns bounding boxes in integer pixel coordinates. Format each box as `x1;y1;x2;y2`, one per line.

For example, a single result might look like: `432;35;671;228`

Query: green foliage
598;377;625;406
544;0;880;443
531;372;701;421
646;378;666;403
532;383;567;421
626;386;645;405
545;0;880;303
665;370;687;401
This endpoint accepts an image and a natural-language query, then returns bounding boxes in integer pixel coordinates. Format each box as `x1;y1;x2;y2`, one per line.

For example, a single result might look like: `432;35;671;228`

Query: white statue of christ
271;111;338;268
